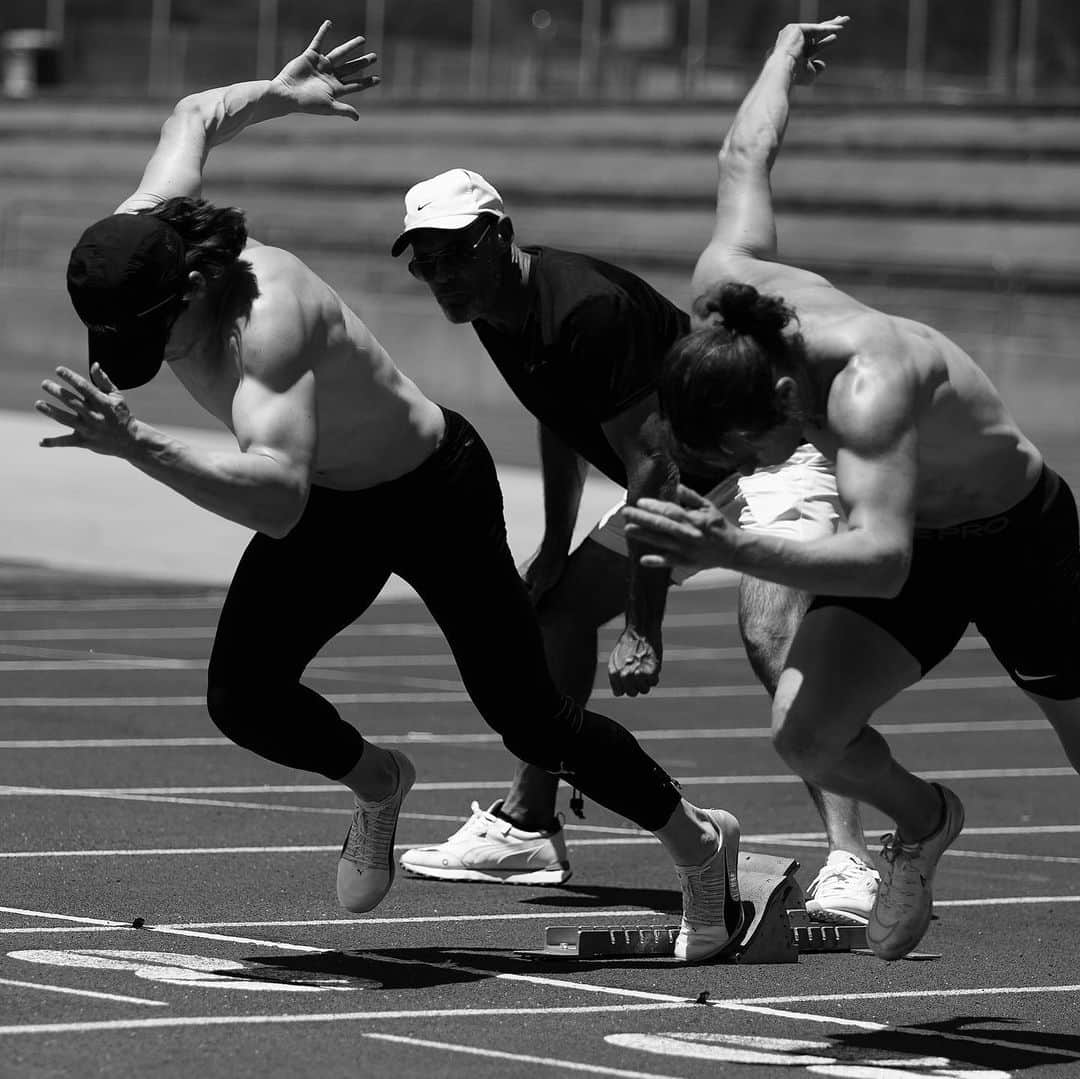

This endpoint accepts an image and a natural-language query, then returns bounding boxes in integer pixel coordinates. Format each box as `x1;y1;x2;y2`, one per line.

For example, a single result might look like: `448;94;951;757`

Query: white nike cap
391;168;505;257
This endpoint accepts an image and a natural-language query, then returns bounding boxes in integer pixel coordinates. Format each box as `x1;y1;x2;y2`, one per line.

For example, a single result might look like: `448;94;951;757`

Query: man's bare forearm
720;48;798;172
126;420;307;538
624;453;676;635
167;81;293;163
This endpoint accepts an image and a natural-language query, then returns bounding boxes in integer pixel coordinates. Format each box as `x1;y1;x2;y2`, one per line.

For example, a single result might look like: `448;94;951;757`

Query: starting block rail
521;851;870;964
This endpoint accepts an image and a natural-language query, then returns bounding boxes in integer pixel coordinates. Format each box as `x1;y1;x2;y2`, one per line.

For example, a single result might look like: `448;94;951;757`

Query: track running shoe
674;808;745;963
337;750;416;913
400;800;571;885
805;850;880;925
867;783;964;960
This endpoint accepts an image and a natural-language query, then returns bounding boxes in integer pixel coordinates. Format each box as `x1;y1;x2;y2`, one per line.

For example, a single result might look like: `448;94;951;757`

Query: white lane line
0;718;1051;750
4;836;1080;867
363;1032;683;1079
716;1002;1080;1060
0;907;131;927
729;985;1080;1006
0;790;352;814
0;675;1020;707
0;910;669;936
0;610;736;629
935;895;1080;908
5;895;1079;938
0;598;224;613
2;767;1073;801
0;976;166;1008
0;650;738;672
0;1002;693;1037
0;636;993;671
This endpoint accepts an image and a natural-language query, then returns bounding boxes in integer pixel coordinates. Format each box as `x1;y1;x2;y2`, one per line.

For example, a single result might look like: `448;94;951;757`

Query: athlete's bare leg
771;605;940;841
739;575;874;862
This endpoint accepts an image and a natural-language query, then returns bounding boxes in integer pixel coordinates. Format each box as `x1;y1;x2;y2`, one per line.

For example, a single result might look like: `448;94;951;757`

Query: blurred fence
2;0;1079;102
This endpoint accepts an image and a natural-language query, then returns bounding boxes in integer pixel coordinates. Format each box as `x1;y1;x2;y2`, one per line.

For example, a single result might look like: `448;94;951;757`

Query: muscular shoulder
827;325;920;453
233;246;323;385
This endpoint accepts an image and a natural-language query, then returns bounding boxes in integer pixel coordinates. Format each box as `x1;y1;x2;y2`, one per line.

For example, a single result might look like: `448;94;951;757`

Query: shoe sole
337;749;416;913
399;863;572;885
805;904;870;927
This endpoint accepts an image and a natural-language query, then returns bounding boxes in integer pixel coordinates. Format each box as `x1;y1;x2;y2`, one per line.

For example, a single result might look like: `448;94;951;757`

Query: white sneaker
336;750;416;913
867;783;965;961
673;809;745;963
399;801;571;885
805;850;880;925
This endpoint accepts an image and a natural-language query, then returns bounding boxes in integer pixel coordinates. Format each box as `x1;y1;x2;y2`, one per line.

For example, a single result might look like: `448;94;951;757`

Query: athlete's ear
774;375;799;408
496;216;514;244
183;270;207;301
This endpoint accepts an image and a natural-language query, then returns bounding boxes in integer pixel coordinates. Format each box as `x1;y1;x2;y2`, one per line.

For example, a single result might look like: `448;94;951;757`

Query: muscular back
703;257;1042;526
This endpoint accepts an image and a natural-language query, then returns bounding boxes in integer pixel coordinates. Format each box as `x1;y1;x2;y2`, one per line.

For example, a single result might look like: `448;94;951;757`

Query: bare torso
166;242;445;491
729;261;1042;527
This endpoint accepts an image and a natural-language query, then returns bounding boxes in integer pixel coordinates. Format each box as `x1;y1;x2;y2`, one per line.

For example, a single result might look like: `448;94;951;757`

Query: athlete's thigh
210;500;393;680
401;524;564;717
738;575;812;649
972;475;1080;695
775;604;926;746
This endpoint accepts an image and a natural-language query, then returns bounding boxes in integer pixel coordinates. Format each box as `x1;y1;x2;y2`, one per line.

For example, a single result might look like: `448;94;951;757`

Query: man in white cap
393;166;881;925
37;24;751;963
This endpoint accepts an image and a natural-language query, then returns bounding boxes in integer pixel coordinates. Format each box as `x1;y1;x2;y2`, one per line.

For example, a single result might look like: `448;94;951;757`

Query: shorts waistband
914;465;1055;541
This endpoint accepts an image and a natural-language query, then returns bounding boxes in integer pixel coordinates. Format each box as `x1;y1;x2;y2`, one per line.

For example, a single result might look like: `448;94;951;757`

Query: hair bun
716;283;792;340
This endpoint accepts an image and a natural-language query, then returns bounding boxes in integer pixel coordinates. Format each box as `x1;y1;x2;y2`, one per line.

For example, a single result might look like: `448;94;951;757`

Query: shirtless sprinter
39;23;745;963
622;16;1080;960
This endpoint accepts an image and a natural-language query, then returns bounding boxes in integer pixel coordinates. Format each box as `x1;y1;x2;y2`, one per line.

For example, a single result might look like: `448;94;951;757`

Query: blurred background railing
1;0;1079;104
1;1;1078;460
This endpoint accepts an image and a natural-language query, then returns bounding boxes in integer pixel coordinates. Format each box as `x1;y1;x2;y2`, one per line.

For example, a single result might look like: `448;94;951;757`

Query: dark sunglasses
408;219;496;281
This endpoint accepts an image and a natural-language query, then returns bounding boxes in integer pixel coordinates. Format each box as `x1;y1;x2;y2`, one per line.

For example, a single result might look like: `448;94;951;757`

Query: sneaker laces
443;802;491;843
343;794;399;868
678;859;729;929
877;832;926;902
807;854;876;896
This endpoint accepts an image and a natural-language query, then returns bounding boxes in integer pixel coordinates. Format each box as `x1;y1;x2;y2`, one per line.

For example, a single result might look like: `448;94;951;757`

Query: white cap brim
391;210;501;257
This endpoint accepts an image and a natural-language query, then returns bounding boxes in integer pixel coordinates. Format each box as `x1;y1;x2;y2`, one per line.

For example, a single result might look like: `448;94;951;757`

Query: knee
770;684;835;784
499;696;579;775
206;681;259;748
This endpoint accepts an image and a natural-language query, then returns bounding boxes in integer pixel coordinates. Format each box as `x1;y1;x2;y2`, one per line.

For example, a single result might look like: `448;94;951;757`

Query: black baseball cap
66;213;188;390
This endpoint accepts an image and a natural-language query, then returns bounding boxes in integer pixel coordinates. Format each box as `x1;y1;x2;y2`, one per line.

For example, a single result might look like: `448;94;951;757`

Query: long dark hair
137;196;259;331
659;283;803;449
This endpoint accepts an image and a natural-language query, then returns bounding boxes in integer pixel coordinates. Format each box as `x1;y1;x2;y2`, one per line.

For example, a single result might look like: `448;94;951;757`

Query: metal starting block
522;851;867;964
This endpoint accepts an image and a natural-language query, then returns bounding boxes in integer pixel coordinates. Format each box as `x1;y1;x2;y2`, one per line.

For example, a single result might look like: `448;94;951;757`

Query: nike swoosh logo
1014;671;1057;681
417;201;433;211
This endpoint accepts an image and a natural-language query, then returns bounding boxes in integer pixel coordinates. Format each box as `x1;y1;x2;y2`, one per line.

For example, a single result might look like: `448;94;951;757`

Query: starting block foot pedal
521;850;868;963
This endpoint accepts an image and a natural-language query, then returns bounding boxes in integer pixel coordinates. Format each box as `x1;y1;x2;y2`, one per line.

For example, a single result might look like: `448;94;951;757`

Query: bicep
833;372;919;546
232;365;318;485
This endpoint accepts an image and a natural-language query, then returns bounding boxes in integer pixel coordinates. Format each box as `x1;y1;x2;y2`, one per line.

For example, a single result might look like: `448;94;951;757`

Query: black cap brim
87;321;168;391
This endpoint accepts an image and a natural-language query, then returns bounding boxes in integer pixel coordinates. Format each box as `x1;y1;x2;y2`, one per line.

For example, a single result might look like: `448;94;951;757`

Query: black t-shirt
473;246;691;488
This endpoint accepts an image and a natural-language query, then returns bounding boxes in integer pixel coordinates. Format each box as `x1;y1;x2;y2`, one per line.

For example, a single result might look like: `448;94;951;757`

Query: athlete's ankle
897;785;947;845
493;804;557;833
